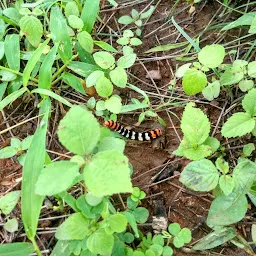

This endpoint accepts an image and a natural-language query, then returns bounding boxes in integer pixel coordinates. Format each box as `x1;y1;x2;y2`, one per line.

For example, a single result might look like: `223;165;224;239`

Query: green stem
31;237;43;256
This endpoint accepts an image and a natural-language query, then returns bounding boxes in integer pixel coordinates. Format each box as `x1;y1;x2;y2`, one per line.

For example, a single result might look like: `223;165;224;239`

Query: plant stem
31;237;43;256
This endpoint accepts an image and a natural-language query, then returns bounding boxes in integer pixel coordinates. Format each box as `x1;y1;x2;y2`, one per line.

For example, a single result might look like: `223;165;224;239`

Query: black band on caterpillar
103;120;162;141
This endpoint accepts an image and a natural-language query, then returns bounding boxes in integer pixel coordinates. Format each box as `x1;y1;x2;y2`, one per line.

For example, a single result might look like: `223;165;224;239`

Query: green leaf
105;95;122;113
94;41;117;53
93;51;115;69
248;61;256;78
35;161;79;196
0;190;20;215
87;229;114;255
243;143;255;157
145;41;188;53
207;193;248;226
0;146;18;159
95;76;113;98
38;43;58;90
219;175;234;196
98;137;125;153
123;46;134;55
175;63;192;78
3;7;21;23
232;160;256;193
238;79;254;92
182;144;213;160
181;102;210;146
221;112;255;138
55;213;90;240
68;61;101;78
65;2;79;17
215;157;229;174
130;38;142;46
61;72;85;95
0;242;34;256
117;37;129;45
133;207;149;223
50;6;72;63
21;135;34;150
86;70;104;87
192;227;236;250
20;15;43;47
117;54;136;68
140;5;155;19
168;223;181;235
105;213;128;234
179;228;192;243
118;15;134;25
23;38;50;87
242;88;256;116
84;150;132;197
4;34;20;72
249;15;256;33
0;42;4;60
123;211;139;238
4;218;18;233
110;67;127;88
51;240;71;256
203;136;220;153
179;159;219;192
198;44;225;68
182;68;207;95
220;65;244;86
173;236;184;248
0;70;16;81
68;15;84;29
0;87;26;111
163;246;173;256
120;103;148;113
58;105;100;155
221;12;256;31
202;81;220;101
21;106;50;239
81;0;100;33
77;31;93;53
31;88;72;107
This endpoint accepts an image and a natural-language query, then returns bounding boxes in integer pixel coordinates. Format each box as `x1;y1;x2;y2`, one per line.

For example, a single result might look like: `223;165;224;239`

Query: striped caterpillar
103;120;162;141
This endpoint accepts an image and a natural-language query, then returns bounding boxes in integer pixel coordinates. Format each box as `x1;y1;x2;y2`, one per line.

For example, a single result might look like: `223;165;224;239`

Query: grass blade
21;101;50;239
81;0;100;33
23;38;50;87
31;88;72;107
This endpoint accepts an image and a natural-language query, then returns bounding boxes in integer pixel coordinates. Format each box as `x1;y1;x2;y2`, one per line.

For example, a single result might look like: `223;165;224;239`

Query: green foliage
173;103;219;160
0;190;20;215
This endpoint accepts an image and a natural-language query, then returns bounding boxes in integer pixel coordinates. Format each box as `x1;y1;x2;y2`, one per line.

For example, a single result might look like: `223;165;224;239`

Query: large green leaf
50;6;72;63
242;88;256;117
20;15;43;47
182;68;207;95
21;102;50;239
221;112;255;138
198;44;225;68
35;161;80;196
84;150;132;197
4;34;20;72
0;242;34;256
55;213;90;240
179;159;219;191
58;105;100;155
181;102;210;146
207;193;248;226
192;227;236;250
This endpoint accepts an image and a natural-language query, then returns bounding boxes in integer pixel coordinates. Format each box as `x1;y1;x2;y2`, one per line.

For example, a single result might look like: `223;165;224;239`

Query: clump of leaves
221;88;256;138
118;6;155;36
173;102;220;160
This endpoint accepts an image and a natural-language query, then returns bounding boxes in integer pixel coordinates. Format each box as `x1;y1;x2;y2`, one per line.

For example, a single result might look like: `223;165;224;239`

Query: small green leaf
85;192;103;206
168;223;180;235
220;65;244;86
243;143;255;157
207;193;247;226
65;1;79;17
175;63;192;78
20;15;43;47
83;151;132;197
110;67;127;88
202;81;220;101
0;191;20;215
35;161;80;196
0;146;18;159
4;218;18;232
58;105;100;155
117;37;129;45
123;46;134;55
179;228;192;243
0;70;17;81
215;157;229;174
221;112;255;138
198;44;225;68
94;41;117;52
130;38;142;46
105;213;128;234
117;54;136;68
77;31;93;53
61;72;85;95
68;15;84;29
3;7;22;23
248;61;256;78
173;236;184;248
249;16;256;33
140;6;155;19
105;95;122;114
182;68;207;95
179;159;219;192
133;207;149;224
95;76;113;98
55;213;90;240
219;175;235;196
98;137;125;153
93;51;115;69
239;79;254;92
118;15;134;25
242;88;256;117
68;61;101;78
86;70;104;87
163;246;173;256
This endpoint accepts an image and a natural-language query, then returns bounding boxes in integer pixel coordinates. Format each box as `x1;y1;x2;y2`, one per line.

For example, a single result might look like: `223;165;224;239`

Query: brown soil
1;0;255;255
